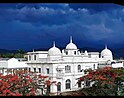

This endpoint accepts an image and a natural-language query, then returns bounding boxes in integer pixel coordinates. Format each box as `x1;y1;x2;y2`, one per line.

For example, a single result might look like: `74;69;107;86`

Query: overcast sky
0;3;124;50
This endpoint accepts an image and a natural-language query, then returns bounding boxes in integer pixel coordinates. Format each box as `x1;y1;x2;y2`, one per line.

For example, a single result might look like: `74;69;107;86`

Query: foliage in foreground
78;66;124;96
0;69;56;96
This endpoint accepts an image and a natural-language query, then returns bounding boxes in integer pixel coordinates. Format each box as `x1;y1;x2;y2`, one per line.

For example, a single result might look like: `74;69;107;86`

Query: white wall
38;54;48;58
112;63;123;68
0;61;8;68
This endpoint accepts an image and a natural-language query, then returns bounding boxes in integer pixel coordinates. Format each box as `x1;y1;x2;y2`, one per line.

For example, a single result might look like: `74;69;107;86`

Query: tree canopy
78;66;124;96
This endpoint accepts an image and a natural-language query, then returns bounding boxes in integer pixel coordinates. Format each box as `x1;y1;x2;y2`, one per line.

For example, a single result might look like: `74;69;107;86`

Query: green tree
2;53;14;58
14;53;24;58
18;49;25;54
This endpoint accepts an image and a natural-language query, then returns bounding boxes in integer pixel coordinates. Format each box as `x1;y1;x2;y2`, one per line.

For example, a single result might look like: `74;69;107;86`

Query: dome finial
105;44;107;49
70;36;72;43
84;50;88;56
53;41;55;47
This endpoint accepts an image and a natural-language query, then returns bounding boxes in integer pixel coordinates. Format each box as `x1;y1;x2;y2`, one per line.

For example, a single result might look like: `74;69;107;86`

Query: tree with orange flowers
0;69;56;96
78;66;124;96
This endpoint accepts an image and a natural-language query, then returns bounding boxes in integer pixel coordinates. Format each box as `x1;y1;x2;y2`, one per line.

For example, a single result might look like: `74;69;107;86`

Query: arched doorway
65;79;71;89
78;81;81;88
57;82;61;92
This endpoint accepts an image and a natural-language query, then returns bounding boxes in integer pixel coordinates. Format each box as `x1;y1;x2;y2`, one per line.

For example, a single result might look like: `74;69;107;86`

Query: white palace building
25;36;123;94
0;36;123;94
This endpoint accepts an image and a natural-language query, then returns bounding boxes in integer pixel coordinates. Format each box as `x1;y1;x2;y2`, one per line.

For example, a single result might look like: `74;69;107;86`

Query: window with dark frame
78;65;81;72
93;64;95;70
34;68;36;73
29;55;31;60
66;79;71;89
29;68;31;72
78;81;81;88
57;82;61;92
34;55;37;60
74;51;76;55
39;68;41;73
46;68;49;74
65;51;68;55
65;65;71;73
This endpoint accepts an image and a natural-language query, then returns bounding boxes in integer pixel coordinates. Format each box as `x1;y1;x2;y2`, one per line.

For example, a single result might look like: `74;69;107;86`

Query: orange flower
102;78;107;81
106;66;111;71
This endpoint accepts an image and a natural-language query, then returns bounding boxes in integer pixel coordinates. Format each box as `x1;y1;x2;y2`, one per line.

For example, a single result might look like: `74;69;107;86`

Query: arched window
78;81;81;88
66;79;71;89
34;55;36;60
65;65;71;73
46;68;49;74
78;65;81;72
29;68;31;72
93;64;95;70
34;68;36;73
74;51;76;55
29;55;31;61
57;82;61;92
65;51;68;55
38;68;41;73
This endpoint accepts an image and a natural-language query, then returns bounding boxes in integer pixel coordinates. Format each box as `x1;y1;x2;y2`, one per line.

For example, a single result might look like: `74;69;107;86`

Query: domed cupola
101;45;113;60
48;41;61;56
66;36;77;50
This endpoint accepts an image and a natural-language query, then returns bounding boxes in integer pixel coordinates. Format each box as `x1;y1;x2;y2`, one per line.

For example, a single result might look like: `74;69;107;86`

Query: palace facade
26;36;123;94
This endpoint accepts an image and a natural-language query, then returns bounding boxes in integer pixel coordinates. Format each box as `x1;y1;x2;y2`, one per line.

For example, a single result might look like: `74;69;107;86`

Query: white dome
101;46;112;57
66;43;77;50
48;42;61;56
66;36;77;50
8;58;18;62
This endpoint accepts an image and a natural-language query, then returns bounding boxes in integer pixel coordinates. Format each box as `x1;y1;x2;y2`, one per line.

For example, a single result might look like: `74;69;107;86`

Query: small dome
66;36;77;50
48;42;61;56
8;58;18;62
101;46;112;57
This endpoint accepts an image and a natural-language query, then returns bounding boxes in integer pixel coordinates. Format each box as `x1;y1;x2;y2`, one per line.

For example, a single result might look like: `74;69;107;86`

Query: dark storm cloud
69;3;123;13
0;3;124;50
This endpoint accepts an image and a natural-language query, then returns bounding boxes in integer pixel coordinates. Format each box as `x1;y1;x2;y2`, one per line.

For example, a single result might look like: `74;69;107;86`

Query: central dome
66;36;77;50
48;42;61;56
66;43;77;50
101;46;112;57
